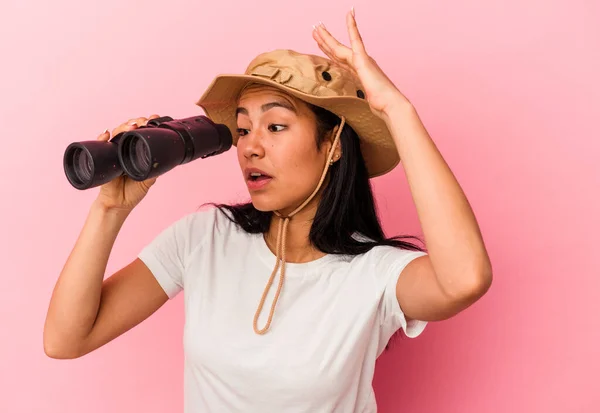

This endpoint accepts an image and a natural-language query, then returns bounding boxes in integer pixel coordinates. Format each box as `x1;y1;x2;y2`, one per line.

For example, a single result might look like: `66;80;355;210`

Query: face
235;84;338;215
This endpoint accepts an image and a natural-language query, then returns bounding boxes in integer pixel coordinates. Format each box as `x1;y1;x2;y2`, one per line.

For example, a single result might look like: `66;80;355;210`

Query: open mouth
248;173;272;181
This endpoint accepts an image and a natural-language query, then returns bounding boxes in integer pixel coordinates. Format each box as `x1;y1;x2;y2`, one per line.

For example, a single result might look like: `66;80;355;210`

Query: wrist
381;92;415;122
90;199;132;221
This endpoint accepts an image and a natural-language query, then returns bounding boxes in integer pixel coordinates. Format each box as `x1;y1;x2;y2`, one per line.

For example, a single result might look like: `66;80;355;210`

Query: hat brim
195;74;400;178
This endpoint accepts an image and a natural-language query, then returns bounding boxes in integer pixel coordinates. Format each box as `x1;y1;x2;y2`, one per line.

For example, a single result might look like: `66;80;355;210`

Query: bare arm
43;200;167;359
77;257;168;358
387;100;492;321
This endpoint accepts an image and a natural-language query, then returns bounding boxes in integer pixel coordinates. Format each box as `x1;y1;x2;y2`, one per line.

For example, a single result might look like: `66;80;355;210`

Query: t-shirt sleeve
374;246;429;351
137;208;215;299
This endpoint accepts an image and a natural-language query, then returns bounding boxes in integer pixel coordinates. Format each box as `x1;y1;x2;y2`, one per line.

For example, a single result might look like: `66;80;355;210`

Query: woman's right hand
94;115;161;213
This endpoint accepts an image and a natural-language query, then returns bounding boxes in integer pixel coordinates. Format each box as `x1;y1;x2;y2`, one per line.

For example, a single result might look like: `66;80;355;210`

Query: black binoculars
63;115;232;190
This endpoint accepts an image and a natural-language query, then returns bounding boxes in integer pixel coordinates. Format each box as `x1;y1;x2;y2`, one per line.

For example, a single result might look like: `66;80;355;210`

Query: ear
327;124;343;161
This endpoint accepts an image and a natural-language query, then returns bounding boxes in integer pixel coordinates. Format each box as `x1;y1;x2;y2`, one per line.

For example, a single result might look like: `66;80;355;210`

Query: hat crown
244;49;364;99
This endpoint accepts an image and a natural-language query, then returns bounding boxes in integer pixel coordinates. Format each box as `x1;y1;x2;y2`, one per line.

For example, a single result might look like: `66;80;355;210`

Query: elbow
470;269;493;298
43;332;81;360
444;264;493;303
44;342;80;360
459;265;493;301
43;341;65;359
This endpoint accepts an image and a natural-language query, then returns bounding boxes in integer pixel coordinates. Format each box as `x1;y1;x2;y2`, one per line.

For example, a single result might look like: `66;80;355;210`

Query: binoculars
63;115;232;190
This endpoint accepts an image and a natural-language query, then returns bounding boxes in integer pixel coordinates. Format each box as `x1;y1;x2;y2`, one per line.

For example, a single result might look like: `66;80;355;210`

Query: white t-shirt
138;206;428;413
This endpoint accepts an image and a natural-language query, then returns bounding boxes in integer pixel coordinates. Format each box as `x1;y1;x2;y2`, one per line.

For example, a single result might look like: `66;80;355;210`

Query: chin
248;194;278;212
249;191;301;214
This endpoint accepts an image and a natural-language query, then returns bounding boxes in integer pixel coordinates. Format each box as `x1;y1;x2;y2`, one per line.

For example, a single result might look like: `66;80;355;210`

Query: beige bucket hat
195;48;400;178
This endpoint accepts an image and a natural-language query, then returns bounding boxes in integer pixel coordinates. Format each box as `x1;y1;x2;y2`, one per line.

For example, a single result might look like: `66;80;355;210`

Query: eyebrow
235;100;297;117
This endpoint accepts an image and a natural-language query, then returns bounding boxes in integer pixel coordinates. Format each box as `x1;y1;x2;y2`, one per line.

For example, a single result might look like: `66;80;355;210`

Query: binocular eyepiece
63;115;232;190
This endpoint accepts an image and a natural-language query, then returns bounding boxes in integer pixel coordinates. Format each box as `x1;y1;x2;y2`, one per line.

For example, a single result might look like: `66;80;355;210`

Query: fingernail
131;122;138;126
319;21;325;28
312;24;317;30
103;128;108;134
351;6;355;16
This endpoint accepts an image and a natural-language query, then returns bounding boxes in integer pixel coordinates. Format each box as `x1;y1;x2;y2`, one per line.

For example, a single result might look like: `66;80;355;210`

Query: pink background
1;0;598;412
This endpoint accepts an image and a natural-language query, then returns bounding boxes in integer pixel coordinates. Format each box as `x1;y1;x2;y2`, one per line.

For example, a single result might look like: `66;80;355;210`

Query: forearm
44;200;130;356
382;95;492;296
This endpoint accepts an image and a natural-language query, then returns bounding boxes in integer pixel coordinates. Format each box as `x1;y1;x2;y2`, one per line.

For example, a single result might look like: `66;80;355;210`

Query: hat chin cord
252;116;346;334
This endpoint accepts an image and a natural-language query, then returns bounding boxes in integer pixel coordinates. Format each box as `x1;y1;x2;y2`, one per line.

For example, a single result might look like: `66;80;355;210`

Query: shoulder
172;204;240;239
348;236;428;285
152;204;239;251
364;244;427;262
350;233;427;266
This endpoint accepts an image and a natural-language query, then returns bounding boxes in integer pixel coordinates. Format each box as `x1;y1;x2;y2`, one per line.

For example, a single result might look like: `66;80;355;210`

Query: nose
241;129;266;160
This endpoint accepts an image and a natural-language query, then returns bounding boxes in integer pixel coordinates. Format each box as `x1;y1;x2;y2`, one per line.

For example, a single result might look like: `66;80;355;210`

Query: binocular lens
120;135;151;180
65;146;93;188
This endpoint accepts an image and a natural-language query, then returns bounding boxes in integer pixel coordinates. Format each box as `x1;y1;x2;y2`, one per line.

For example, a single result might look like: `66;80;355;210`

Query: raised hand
312;8;408;119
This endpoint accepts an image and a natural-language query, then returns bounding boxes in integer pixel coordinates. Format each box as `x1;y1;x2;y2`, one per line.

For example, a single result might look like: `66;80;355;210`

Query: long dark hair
204;103;426;349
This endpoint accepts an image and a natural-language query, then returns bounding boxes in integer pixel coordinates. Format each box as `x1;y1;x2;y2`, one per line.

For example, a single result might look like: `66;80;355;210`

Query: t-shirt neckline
252;232;338;273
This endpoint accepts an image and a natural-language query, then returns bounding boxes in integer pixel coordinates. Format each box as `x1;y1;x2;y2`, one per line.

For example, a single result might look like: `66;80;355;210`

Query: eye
268;124;286;133
236;128;249;136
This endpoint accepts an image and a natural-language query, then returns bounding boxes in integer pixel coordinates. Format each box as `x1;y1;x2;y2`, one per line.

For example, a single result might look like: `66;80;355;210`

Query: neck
264;197;326;263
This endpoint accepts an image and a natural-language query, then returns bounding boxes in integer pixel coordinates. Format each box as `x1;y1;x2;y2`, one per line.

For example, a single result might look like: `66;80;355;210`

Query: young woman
44;9;492;412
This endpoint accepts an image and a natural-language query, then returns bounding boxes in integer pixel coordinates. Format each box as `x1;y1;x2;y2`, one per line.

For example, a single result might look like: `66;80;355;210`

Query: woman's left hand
312;8;410;120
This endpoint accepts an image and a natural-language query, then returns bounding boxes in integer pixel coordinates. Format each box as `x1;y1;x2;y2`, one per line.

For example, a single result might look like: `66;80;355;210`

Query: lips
244;167;272;181
244;167;273;190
